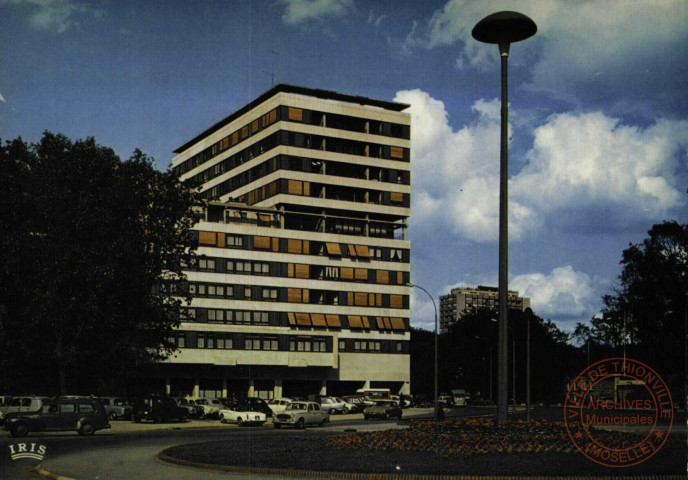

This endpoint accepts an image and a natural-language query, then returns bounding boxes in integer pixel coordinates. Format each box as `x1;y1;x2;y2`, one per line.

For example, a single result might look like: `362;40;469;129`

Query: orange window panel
341;268;354;280
259;214;272;223
390;192;404;203
354;293;368;306
303;241;310;255
355;245;370;258
288;264;295;277
296;313;311;326
217;233;226;248
348;316;363;329
347;292;354;305
272;237;280;252
268;109;277;124
390;147;404;159
295;264;310;279
326;315;341;328
251;119;259;133
288;107;303;122
362;317;371;329
326;243;342;256
287;289;303;303
198;232;216;246
377;271;389;284
303;181;311;197
348;245;357;257
376;317;385;329
302;289;310;303
383;318;392;330
311;314;326;327
355;269;368;281
269;180;278;196
288;180;303;195
390;295;404;309
220;137;229;151
369;293;376;306
288;313;297;326
397;271;404;285
241;126;249;139
391;318;406;330
376;293;382;306
231;132;239;145
254;236;271;250
288;239;303;254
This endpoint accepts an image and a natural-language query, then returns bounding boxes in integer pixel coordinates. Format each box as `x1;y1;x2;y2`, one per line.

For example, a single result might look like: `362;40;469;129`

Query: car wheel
342;407;349;414
154;415;162;424
364;414;369;421
320;418;328;426
237;417;243;427
78;422;95;436
109;412;117;421
219;415;226;424
134;417;141;423
297;418;305;430
384;412;389;420
11;423;28;437
181;414;188;423
274;423;281;429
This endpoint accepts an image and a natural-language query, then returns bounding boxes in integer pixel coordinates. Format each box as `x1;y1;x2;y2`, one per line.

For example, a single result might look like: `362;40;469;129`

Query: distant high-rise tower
440;286;530;334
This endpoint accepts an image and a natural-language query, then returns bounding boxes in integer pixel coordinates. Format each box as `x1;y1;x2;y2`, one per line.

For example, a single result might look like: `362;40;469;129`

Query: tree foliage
0;133;199;395
595;221;688;376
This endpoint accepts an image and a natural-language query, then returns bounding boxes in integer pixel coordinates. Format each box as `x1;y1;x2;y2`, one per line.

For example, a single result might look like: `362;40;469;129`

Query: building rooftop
174;84;411;154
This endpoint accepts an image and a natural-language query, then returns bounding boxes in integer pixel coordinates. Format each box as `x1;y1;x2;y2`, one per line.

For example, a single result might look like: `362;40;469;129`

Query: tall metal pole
471;11;536;424
526;312;531;421
409;283;439;419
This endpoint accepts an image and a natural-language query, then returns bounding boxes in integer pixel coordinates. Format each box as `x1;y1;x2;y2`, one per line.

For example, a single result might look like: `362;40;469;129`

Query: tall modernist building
157;85;411;400
439;286;531;334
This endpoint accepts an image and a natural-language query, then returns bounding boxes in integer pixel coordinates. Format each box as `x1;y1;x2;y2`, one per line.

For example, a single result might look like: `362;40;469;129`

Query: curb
156;452;686;480
33;464;75;480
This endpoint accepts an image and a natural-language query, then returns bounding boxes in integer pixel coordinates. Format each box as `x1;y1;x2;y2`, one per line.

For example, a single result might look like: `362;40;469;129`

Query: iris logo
9;443;47;461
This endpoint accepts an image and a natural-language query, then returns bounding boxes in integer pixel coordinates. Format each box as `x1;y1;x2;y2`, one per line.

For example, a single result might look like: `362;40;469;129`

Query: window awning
348;316;363;329
391;318;406;330
311;314;326;327
355;245;370;258
326;243;342;256
296;313;312;326
326;315;341;328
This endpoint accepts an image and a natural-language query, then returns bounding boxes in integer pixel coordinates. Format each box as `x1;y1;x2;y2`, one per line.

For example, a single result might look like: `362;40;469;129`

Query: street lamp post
472;11;537;424
408;283;440;419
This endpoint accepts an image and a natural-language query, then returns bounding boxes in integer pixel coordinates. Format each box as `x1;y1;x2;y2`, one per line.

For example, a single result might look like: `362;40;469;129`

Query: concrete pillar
248;379;255;398
222;378;228;398
165;378;171;396
274;379;283;399
319;379;327;396
193;378;200;398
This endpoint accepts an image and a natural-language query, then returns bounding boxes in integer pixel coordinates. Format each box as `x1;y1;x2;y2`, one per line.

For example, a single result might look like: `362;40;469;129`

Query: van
355;388;392;401
4;399;110;436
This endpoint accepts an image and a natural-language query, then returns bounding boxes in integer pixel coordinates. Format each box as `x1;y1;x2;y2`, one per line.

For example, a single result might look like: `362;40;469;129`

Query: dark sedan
4;399;110;436
363;401;402;420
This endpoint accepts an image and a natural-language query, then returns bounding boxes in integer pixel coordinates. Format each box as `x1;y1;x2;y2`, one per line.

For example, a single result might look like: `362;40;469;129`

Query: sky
1;0;687;334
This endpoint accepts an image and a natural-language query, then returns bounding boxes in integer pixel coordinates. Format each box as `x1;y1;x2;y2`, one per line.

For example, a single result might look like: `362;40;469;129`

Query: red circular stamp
564;357;673;468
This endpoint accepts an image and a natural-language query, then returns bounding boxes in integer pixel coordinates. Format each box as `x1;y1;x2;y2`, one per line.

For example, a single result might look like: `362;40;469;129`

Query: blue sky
2;0;687;333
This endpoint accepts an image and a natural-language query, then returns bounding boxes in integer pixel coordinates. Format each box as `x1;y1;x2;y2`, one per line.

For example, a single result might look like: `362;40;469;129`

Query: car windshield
210;399;222;405
195;399;208;405
286;403;307;411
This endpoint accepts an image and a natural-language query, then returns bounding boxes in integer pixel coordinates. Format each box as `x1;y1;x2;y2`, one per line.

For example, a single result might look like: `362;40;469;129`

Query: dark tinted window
60;404;75;414
79;403;95;413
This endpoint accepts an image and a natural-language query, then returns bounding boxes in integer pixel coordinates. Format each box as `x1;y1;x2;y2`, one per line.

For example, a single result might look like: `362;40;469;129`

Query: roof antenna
263;50;280;87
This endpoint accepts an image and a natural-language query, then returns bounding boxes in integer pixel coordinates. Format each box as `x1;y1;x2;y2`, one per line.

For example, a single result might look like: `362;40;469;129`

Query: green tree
601;221;687;376
0;133;200;395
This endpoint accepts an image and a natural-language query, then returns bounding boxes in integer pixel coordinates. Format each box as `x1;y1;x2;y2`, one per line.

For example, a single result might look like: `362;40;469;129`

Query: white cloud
397;88;687;244
409;287;439;331
4;0;100;33
278;0;354;25
511;266;599;321
403;0;688;112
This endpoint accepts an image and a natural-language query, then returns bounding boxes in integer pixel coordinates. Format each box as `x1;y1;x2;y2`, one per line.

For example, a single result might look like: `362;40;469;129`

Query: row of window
195;231;409;263
179;307;408;332
193;130;409;201
239;178;409;209
170;330;408;354
180;282;408;309
174;106;409;176
191;256;408;286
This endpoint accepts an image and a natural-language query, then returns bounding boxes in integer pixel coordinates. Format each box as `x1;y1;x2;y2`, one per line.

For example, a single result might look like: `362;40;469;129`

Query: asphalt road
0;407;448;480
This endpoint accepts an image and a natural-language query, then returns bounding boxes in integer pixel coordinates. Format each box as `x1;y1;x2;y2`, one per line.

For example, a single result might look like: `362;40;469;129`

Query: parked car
242;397;273;418
335;397;357;414
218;401;267;426
363;401;403;420
4;399;110;436
173;397;203;418
267;398;292;416
98;396;132;420
273;401;329;429
132;395;187;423
342;395;373;410
187;397;224;418
412;394;432;408
317;396;346;414
0;396;51;424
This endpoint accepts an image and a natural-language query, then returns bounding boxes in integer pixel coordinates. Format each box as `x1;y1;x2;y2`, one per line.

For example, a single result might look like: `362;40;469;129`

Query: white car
188;397;223;418
274;401;329;429
318;396;345;414
267;398;292;416
335;397;357;414
219;403;267;426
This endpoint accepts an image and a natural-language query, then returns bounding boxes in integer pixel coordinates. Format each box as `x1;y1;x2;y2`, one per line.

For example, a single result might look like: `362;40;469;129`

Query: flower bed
327;418;653;457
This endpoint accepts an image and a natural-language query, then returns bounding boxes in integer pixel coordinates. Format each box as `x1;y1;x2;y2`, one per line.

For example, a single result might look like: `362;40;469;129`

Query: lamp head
472;11;537;46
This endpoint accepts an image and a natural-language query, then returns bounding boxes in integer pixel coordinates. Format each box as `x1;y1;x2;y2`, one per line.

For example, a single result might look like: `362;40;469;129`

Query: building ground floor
128;363;409;400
